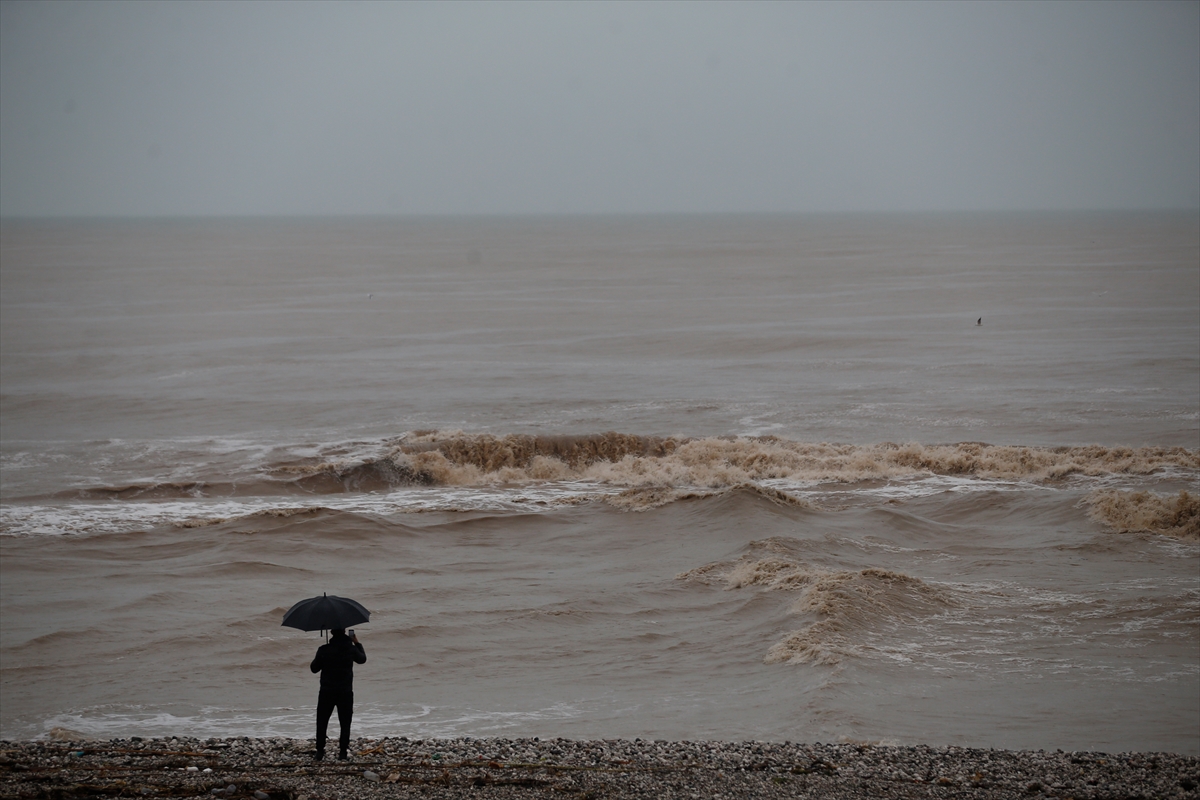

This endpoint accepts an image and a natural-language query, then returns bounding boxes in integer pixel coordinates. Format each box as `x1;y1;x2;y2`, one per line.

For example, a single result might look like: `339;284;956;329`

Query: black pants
315;688;353;756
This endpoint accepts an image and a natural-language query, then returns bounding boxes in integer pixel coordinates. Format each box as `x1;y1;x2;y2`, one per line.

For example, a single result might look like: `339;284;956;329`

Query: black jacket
310;633;366;692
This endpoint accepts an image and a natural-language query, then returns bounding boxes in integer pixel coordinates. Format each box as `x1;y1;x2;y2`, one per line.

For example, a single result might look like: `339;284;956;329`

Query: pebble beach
1;736;1197;800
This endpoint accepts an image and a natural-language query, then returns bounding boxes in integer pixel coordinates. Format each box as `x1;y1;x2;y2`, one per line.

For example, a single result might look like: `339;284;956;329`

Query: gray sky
1;0;1197;216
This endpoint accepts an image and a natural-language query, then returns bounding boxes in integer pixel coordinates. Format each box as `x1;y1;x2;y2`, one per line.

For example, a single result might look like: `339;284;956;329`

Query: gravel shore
1;736;1196;800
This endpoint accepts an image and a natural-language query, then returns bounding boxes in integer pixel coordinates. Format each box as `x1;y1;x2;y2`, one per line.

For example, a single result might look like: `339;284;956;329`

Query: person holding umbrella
282;594;370;762
310;627;366;761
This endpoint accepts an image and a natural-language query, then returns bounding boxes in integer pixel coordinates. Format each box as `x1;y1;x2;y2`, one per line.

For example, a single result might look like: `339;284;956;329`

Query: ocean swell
603;483;808;512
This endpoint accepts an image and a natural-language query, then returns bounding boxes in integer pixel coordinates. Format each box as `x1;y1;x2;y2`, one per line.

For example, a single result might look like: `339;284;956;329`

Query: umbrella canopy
282;594;370;632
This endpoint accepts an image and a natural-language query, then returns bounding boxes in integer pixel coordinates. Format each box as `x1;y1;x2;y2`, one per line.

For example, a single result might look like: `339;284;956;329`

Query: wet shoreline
1;736;1197;799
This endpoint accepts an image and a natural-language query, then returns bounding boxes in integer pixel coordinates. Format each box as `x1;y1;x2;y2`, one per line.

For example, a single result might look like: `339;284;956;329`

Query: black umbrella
282;593;370;632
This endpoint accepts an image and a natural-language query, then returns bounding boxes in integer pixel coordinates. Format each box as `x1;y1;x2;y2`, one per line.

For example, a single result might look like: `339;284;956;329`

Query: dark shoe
314;750;324;762
338;751;349;761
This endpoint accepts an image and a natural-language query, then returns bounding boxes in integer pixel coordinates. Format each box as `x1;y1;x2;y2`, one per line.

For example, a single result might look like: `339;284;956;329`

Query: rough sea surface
1;213;1197;753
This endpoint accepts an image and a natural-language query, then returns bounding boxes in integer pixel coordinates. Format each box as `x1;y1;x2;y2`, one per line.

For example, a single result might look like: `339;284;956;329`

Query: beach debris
47;727;91;741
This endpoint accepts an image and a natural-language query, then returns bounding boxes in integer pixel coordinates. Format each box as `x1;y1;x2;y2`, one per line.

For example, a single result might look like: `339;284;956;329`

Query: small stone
202;767;212;773
254;792;270;800
363;769;381;782
187;766;199;772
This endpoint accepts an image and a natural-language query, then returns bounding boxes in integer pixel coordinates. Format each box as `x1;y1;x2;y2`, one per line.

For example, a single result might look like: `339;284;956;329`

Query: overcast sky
1;0;1197;217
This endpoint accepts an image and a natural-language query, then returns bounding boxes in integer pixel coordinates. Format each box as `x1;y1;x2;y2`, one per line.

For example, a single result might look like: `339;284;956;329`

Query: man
310;628;366;761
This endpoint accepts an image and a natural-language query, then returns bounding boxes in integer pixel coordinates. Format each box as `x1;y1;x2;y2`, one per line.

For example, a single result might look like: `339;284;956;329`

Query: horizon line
3;207;1198;222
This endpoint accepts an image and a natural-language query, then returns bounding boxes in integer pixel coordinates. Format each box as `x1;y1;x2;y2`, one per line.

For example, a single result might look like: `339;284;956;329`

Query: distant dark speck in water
977;317;982;325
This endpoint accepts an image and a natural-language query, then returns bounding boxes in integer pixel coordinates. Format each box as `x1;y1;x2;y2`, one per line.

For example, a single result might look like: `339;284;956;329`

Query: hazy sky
1;0;1197;216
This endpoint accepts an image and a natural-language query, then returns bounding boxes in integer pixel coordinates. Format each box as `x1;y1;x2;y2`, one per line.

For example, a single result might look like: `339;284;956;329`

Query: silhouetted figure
977;317;982;326
310;628;366;760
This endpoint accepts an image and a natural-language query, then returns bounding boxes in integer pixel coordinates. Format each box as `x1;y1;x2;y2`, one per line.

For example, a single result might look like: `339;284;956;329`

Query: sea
1;213;1197;754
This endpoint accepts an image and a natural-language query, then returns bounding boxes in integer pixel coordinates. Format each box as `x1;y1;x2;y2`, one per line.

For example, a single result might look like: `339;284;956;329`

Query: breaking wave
677;540;957;665
275;432;1199;491
1085;490;1200;539
8;433;1197;535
